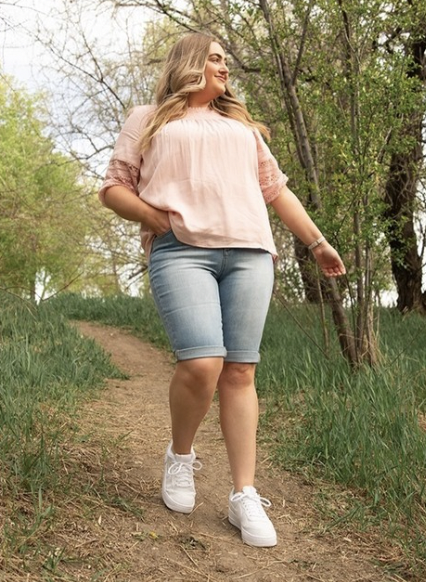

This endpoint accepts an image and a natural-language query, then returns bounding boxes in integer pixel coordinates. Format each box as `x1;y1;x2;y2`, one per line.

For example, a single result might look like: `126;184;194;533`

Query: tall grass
52;294;426;517
29;293;426;571
259;302;426;568
0;292;124;494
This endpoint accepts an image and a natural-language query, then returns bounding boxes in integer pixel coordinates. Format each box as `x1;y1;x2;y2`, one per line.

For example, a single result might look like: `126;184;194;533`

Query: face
189;41;229;106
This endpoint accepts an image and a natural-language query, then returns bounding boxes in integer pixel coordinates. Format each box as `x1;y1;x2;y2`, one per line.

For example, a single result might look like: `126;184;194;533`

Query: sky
1;1;46;88
0;0;151;91
0;0;154;161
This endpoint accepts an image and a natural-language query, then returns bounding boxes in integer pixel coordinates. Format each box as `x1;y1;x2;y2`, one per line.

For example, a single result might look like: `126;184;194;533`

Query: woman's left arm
271;185;346;278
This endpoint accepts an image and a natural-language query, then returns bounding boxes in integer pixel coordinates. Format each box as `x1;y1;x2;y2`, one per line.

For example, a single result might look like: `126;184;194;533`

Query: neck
188;96;211;109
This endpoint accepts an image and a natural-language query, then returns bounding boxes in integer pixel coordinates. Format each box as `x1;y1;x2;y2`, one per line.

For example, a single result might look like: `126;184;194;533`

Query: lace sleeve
254;131;288;203
98;159;140;204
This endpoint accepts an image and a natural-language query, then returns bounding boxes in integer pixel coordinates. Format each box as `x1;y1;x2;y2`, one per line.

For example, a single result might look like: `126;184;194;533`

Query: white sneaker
162;442;202;513
228;486;277;547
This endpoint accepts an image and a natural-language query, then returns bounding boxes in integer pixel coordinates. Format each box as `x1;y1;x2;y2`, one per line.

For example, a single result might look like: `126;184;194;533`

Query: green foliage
0;291;124;494
0;77;91;299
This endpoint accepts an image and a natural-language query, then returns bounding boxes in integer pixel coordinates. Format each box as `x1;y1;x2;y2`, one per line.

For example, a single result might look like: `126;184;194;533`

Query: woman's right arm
100;106;171;235
103;185;171;235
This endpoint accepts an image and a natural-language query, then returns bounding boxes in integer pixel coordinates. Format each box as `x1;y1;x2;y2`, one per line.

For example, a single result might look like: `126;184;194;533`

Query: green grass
0;291;125;495
47;292;169;350
0;292;129;577
52;293;426;571
258;302;426;573
51;294;426;519
3;291;426;577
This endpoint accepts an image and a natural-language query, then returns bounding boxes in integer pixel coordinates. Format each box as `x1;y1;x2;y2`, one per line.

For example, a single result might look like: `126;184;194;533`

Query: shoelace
167;459;202;487
232;490;271;519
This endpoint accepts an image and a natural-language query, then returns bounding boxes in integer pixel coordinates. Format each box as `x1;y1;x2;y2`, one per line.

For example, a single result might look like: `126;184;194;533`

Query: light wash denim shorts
148;230;274;363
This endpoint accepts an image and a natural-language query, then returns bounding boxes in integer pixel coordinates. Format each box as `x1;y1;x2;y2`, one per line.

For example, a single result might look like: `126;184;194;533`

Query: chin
214;86;227;97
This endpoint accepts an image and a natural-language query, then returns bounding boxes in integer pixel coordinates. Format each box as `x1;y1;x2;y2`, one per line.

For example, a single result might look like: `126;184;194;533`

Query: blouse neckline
185;106;220;117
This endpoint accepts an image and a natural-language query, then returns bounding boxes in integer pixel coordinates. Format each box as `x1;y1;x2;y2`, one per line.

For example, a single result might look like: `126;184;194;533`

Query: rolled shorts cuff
175;346;260;363
225;350;260;363
175;345;227;361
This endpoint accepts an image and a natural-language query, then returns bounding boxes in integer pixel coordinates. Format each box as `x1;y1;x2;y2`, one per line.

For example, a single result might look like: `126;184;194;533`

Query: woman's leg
217;362;258;491
161;357;224;513
217;250;277;546
219;360;277;547
219;361;277;547
216;248;274;490
148;234;228;453
148;236;229;512
170;357;224;454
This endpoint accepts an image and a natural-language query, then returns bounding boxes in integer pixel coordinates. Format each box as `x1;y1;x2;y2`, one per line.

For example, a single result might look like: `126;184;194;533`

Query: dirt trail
62;321;395;582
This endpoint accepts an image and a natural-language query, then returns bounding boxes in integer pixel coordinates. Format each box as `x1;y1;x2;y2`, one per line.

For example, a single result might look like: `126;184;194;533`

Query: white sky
0;0;154;160
1;0;45;87
0;0;151;90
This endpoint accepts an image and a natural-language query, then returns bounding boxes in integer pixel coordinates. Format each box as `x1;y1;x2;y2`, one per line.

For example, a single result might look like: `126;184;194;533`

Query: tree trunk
293;237;323;302
384;141;426;313
259;0;359;365
383;35;426;314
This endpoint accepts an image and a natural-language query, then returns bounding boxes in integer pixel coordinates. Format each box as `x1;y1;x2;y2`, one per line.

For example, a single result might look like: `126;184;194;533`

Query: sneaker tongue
174;452;194;462
242;486;257;497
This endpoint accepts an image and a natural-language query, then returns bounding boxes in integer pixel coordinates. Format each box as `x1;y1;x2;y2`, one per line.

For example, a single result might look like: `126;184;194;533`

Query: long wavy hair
139;32;270;152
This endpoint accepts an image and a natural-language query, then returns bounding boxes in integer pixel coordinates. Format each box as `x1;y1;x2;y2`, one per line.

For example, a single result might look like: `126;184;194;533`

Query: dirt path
60;321;396;582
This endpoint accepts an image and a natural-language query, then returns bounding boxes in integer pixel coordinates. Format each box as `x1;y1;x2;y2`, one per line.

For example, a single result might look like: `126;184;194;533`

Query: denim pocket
155;228;173;240
151;229;174;254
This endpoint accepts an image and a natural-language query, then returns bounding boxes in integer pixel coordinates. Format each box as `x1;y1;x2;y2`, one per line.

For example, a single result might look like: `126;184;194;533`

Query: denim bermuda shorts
148;231;274;363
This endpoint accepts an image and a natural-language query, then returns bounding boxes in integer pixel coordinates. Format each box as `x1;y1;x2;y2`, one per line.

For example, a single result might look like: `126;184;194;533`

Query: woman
99;32;345;548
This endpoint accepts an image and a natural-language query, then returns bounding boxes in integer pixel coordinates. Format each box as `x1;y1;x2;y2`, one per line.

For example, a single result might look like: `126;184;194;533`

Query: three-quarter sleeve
254;130;288;204
98;105;154;204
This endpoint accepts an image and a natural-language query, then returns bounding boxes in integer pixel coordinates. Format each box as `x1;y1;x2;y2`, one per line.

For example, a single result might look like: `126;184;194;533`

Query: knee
176;357;224;387
218;362;256;389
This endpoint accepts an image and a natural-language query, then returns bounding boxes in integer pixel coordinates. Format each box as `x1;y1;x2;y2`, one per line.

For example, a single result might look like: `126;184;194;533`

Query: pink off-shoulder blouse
99;105;288;259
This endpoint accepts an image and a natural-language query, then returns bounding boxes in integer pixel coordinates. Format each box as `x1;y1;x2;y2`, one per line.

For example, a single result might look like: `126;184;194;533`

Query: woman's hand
270;188;346;278
103;186;171;234
311;242;346;278
144;206;172;236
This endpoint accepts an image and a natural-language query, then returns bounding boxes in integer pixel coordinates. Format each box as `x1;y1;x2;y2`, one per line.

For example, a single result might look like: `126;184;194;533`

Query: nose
220;62;229;73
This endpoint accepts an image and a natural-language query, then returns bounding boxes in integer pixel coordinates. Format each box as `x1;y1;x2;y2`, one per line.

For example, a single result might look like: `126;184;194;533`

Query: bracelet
308;236;326;250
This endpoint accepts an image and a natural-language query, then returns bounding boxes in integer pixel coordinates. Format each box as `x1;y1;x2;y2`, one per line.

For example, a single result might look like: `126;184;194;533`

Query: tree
101;0;426;364
20;0;426;361
382;0;426;313
27;0;184;293
0;76;90;299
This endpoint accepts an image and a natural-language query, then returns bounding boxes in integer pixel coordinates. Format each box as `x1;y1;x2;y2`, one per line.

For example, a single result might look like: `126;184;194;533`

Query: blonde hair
139;32;270;152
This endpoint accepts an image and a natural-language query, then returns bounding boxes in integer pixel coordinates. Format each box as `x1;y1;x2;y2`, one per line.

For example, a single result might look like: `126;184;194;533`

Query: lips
216;76;227;83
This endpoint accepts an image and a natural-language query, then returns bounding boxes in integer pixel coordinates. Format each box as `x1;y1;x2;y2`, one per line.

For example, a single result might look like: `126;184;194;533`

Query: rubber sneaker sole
228;506;277;547
162;488;194;514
